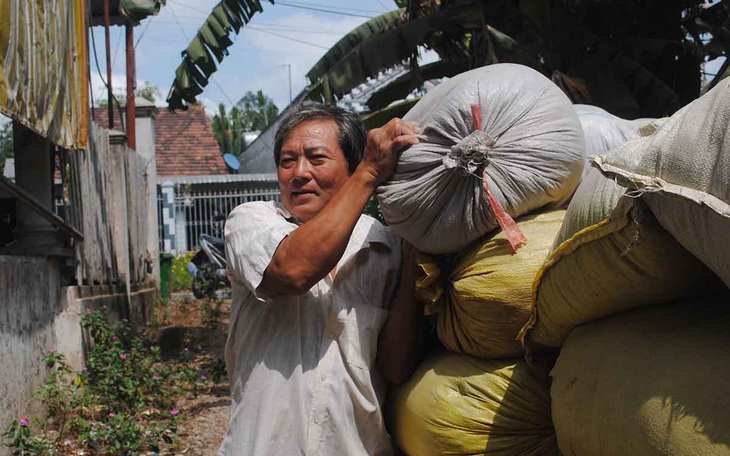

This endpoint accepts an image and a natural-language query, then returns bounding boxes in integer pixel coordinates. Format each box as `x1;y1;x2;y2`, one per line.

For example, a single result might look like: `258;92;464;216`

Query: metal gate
158;174;280;253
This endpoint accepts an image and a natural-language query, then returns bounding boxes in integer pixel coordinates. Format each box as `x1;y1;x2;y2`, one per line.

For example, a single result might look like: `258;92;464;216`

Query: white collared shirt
219;201;401;456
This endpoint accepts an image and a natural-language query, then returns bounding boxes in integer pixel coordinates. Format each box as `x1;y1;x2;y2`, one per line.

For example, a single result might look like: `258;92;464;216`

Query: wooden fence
67;122;150;286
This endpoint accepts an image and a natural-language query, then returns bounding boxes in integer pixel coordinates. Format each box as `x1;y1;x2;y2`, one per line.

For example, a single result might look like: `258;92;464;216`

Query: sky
88;0;400;115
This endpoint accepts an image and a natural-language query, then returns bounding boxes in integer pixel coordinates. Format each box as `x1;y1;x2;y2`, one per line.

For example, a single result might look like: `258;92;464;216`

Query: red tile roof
91;105;227;177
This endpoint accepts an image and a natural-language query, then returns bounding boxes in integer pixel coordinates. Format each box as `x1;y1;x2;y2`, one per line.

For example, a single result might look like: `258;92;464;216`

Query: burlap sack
519;166;720;349
390;352;558;456
594;80;730;287
552;295;730;455
416;210;565;359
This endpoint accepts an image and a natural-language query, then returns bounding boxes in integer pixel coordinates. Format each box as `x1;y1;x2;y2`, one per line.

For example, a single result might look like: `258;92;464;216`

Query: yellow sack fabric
519;166;721;350
417;211;566;358
389;352;559;456
551;295;730;456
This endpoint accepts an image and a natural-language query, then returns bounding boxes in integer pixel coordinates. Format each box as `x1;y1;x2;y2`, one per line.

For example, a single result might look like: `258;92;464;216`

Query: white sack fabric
376;64;585;254
574;104;654;176
595;80;730;287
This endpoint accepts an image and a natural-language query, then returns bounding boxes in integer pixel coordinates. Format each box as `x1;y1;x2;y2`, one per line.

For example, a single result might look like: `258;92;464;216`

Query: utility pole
278;64;292;103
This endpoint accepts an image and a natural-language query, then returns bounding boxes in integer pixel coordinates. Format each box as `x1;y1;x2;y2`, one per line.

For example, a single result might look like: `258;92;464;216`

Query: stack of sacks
573;104;660;177
515;77;730;456
551;296;730;455
594;80;730;288
384;64;586;455
377;63;584;254
390;353;559;456
518;165;723;350
416;210;566;359
520;80;730;351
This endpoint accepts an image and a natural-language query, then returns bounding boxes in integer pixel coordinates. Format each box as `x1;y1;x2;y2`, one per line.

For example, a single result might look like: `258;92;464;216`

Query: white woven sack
574;104;654;177
376;64;585;254
595;80;730;287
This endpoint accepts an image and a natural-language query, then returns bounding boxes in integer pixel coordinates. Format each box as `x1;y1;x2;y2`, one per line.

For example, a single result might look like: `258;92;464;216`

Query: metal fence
158;182;280;253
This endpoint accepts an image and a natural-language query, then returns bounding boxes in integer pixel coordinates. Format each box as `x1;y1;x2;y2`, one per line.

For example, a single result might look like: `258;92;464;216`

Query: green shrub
3;307;224;455
171;252;194;293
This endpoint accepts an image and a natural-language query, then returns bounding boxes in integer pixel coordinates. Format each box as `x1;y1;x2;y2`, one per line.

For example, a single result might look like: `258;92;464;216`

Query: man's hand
357;118;420;186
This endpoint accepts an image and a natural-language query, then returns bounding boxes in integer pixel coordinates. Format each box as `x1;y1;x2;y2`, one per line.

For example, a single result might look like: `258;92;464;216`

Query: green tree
96;82;161;107
210;90;279;155
236;90;279;132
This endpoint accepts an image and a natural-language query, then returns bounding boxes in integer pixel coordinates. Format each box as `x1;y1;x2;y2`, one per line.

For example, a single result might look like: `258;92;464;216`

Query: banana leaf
167;0;274;110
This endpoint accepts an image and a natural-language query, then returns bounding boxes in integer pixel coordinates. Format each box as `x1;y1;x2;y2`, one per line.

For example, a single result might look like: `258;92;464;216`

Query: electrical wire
277;0;383;14
89;26;126;133
376;0;393;11
246;26;330;49
274;1;374;18
135;16;154;48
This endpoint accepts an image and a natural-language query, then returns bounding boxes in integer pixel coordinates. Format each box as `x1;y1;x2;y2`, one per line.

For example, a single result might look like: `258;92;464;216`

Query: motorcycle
186;214;230;299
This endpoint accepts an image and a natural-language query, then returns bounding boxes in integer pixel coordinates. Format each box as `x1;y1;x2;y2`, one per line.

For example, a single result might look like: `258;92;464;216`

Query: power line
377;0;393;11
135;16;154;48
89;24;126;133
275;1;374;19
278;0;384;14
246;26;330;49
173;0;210;16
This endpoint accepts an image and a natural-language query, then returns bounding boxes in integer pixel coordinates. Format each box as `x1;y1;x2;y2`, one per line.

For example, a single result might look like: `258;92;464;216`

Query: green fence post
159;252;175;300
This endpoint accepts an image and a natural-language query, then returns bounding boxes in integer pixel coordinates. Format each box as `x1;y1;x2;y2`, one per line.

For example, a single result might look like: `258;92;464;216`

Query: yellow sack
390;352;559;456
552;295;730;455
519;166;721;349
417;210;565;359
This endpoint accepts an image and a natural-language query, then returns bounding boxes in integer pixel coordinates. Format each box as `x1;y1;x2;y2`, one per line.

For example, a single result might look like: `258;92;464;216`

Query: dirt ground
153;296;232;456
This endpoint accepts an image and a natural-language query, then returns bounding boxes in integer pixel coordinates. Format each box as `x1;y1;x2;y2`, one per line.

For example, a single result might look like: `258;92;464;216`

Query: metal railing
158;183;280;253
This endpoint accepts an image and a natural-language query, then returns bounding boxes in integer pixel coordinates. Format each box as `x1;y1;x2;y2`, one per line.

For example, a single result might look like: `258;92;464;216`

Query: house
94;103;279;253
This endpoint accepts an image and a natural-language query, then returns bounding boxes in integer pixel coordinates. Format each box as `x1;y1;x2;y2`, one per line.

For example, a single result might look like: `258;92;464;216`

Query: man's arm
261;119;419;295
376;242;423;384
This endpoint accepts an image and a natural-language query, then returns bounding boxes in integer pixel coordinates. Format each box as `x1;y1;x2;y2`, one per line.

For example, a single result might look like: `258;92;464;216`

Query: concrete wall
0;256;63;437
0;255;158;454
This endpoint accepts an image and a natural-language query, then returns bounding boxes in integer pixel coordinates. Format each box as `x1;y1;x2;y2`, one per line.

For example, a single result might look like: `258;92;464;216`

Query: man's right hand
357;118;420;187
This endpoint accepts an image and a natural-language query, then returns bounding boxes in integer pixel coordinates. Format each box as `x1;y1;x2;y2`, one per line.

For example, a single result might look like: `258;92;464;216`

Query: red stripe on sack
472;103;526;253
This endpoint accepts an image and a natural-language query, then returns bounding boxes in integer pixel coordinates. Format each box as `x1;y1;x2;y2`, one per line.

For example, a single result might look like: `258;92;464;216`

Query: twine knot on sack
443;130;496;174
447;103;527;253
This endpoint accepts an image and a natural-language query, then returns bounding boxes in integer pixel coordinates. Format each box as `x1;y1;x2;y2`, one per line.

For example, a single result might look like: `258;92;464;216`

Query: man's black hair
274;102;367;174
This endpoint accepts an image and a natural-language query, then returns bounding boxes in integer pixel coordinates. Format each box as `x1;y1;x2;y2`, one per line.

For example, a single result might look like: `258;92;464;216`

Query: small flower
112;336;118;341
183;347;189;352
170;409;180;416
116;373;122;377
85;309;92;315
199;375;207;380
20;418;29;426
153;374;160;380
108;412;115;418
102;305;108;310
90;421;97;426
119;353;127;360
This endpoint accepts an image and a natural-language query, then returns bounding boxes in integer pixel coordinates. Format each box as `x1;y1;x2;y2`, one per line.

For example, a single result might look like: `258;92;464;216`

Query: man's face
278;119;351;222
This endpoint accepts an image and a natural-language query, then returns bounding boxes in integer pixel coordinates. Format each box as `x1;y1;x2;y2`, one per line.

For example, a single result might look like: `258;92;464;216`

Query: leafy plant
3;307;220;455
171;252;194;293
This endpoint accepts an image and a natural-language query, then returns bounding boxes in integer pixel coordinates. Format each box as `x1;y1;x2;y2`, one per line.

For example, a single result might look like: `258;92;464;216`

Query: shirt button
320;374;326;382
313;418;320;425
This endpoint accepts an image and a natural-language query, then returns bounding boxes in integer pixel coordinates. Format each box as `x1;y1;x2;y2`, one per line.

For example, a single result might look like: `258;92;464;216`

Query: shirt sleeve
224;202;297;301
